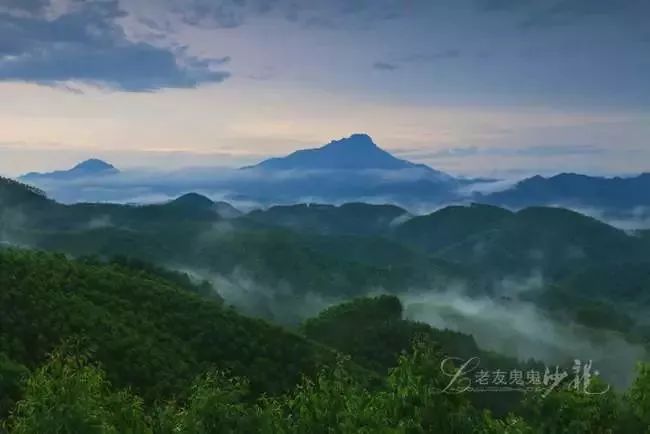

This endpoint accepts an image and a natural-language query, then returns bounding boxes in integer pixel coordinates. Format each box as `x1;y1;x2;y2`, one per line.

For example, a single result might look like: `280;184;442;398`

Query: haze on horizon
1;0;649;178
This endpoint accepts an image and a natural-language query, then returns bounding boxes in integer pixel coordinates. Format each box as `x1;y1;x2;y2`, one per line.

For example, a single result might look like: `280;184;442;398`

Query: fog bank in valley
401;289;647;388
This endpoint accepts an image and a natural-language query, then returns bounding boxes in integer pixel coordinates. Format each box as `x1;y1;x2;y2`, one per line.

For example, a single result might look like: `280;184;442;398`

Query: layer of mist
402;290;647;389
18;169;650;230
179;266;342;327
2;185;647;390
173;256;647;390
14;167;468;212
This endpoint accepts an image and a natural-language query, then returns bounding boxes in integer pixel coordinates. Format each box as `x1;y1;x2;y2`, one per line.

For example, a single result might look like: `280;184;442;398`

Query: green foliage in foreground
1;241;649;432
0;355;28;420
6;350;149;434
3;342;650;434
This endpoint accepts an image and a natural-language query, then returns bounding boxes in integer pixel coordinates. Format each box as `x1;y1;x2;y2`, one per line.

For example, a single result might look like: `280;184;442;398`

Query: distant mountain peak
72;159;117;172
20;158;119;182
327;133;376;149
247;134;455;182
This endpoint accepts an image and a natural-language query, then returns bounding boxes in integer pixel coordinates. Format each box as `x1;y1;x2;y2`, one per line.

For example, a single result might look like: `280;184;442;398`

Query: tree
521;377;623;434
6;351;149;434
628;362;650;433
0;354;28;420
155;371;258;434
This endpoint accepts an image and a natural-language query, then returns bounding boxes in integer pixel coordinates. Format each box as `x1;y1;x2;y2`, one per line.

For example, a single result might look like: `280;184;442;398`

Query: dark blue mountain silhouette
21;159;119;181
481;172;650;210
247;133;453;181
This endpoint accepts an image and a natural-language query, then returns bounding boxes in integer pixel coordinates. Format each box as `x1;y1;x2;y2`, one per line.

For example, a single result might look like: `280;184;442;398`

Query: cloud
400;49;461;63
180;266;340;325
474;0;534;12
522;0;647;28
560;205;650;231
372;61;398;71
17;164;450;206
175;0;413;30
0;0;50;16
0;0;230;91
174;0;251;28
547;0;642;18
398;144;606;160
403;288;647;388
374;49;461;72
457;178;520;195
399;147;480;160
172;0;650;31
516;145;606;157
476;0;650;28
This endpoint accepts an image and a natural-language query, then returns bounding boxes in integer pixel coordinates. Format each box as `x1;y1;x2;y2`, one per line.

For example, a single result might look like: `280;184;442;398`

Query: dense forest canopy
1;176;650;432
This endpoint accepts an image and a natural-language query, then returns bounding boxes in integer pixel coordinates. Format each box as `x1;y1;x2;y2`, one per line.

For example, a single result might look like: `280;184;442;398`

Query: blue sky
1;0;649;177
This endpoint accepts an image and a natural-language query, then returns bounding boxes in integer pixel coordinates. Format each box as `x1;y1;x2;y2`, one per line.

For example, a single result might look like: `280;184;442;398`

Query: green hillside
0;248;335;411
2;287;649;433
247;202;408;236
1;179;460;300
394;203;514;252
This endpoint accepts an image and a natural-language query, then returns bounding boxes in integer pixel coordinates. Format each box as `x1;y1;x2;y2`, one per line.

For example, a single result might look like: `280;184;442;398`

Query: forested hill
4;176;648;281
0;177;51;208
4;175;650;331
2;175;650;431
1;177;466;306
1;258;649;433
0;248;336;414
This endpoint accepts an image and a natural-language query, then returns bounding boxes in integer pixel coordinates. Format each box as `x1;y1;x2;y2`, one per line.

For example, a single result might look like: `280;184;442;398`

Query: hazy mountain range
16;134;650;227
2;174;649;389
481;173;650;210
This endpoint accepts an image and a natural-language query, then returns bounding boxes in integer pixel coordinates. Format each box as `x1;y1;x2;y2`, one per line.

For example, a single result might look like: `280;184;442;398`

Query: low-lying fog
17;168;650;230
401;290;647;388
176;263;647;389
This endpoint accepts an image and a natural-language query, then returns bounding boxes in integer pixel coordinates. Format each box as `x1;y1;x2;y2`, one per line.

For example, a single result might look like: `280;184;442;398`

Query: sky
1;0;649;178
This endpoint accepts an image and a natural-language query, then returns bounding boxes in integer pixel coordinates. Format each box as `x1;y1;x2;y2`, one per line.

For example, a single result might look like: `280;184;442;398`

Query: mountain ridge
246;133;455;182
12;139;650;215
482;172;650;210
21;158;119;182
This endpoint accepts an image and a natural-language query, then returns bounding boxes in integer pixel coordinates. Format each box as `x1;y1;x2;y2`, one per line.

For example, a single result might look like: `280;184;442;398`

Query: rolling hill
0;248;336;407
